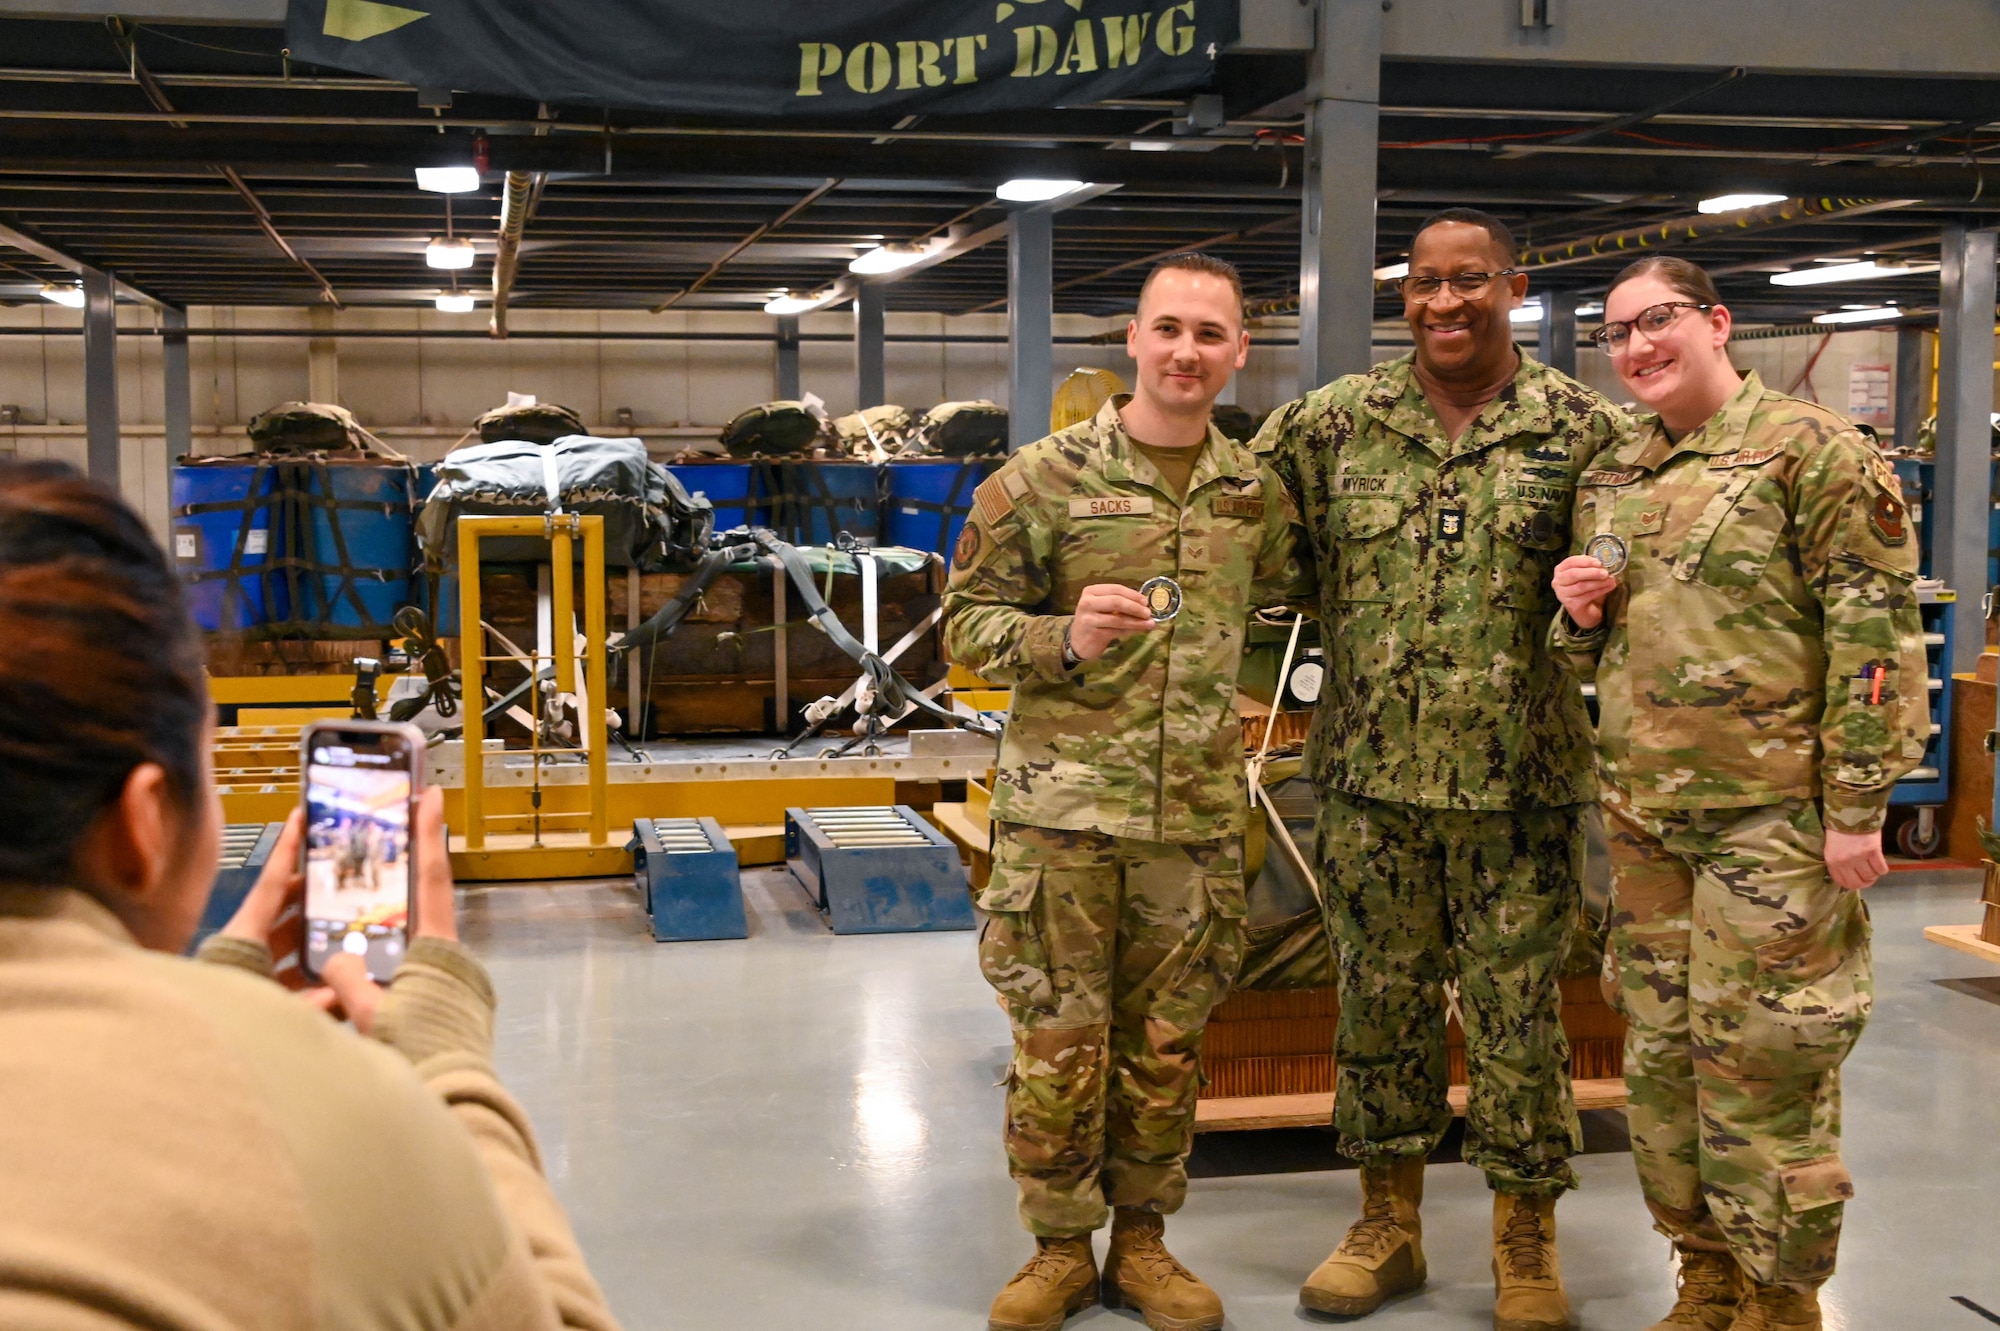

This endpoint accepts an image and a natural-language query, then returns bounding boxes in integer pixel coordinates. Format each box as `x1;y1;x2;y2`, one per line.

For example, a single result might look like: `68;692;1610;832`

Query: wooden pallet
1925;922;2000;963
1196;980;1628;1130
1196;1078;1631;1133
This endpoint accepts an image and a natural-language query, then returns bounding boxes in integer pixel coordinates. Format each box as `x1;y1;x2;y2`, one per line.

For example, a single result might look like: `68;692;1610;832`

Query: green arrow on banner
323;0;429;42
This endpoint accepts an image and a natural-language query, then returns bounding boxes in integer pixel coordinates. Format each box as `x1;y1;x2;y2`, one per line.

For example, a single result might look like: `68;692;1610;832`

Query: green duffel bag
247;401;367;454
916;400;1009;457
719;401;827;458
831;404;914;457
475;401;586;445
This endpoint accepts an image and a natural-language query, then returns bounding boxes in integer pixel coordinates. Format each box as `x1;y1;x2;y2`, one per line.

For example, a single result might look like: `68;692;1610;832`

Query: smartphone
300;720;424;984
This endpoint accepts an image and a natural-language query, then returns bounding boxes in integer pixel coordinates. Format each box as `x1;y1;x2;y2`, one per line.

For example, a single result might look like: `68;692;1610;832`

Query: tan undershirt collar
1413;352;1519;442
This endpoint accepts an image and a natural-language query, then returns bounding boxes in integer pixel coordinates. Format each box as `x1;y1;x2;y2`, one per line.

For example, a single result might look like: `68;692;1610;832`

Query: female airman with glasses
1551;256;1927;1331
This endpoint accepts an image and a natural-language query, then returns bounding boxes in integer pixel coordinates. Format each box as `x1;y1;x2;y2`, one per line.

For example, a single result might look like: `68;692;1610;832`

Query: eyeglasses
1591;301;1714;351
1397;270;1520;302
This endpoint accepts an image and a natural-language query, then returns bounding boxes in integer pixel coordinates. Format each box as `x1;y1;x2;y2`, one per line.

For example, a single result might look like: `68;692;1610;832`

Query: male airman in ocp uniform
1553;258;1927;1331
944;252;1309;1331
1254;209;1630;1331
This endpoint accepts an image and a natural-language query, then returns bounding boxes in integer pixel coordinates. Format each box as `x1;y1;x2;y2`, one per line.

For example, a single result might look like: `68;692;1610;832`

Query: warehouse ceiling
2;14;1998;329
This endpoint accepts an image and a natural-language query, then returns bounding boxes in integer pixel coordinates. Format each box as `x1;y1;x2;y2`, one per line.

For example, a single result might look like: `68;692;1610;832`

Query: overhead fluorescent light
415;166;480;194
996;178;1086;203
1577;302;1604;316
1127;140;1176;152
1814;305;1902;325
1698;192;1788;214
1510;303;1545;325
39;283;85;308
425;236;476;269
849;242;934;276
1373;262;1410;281
435;292;475;313
764;292;821;315
1771;260;1935;286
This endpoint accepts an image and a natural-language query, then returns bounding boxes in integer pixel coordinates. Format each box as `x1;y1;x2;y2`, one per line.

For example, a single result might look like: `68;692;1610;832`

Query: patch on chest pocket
1437;506;1466;544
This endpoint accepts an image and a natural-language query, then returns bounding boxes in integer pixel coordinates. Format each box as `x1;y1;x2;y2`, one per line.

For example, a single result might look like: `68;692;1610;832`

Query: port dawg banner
286;0;1237;118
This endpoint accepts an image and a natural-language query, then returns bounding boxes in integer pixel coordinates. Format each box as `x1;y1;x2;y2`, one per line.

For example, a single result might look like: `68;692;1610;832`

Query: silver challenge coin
1584;532;1629;576
1139;576;1183;622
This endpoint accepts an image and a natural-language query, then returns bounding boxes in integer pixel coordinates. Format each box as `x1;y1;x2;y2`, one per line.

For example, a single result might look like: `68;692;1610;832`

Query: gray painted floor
461;868;2000;1331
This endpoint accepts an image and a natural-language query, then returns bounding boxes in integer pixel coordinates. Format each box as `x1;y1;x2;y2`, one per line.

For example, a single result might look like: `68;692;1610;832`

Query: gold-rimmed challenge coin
1139;576;1183;622
1585;532;1629;576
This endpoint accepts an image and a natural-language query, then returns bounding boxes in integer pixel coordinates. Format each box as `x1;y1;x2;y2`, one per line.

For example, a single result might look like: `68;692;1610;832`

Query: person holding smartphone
1551;256;1927;1331
0;460;620;1331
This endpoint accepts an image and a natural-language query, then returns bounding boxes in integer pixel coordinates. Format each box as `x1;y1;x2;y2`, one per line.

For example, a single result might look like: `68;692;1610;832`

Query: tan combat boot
988;1236;1098;1331
1492;1192;1573;1331
1645;1247;1743;1330
1299;1156;1427;1316
1101;1208;1224;1331
1726;1278;1822;1331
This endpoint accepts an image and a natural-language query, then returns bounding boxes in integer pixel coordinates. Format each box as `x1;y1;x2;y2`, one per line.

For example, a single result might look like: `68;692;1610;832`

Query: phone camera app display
305;743;411;982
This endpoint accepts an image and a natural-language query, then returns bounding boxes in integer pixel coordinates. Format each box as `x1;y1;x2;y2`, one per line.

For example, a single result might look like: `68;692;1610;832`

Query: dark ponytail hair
1608;255;1725;311
0;460;208;885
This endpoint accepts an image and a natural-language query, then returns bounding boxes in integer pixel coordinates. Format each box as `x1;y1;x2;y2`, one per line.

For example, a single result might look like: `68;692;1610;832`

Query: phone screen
304;736;414;983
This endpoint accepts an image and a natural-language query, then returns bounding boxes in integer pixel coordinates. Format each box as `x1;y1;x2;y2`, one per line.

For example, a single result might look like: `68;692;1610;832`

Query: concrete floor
462;867;2000;1331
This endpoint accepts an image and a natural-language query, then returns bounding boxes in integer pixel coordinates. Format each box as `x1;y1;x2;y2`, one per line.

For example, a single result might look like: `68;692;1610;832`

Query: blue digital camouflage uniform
1553;369;1927;1287
943;397;1309;1235
1255;350;1629;1195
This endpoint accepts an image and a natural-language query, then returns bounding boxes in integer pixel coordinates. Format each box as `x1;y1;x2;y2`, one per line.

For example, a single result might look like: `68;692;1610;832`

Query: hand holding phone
224;784;457;1032
299;721;426;984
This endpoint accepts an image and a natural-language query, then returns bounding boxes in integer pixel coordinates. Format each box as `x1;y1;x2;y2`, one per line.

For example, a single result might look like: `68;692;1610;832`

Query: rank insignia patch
1438;506;1465;543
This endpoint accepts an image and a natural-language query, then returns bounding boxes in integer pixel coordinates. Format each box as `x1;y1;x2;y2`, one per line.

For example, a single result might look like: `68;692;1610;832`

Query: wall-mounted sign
1847;361;1891;427
287;0;1237;119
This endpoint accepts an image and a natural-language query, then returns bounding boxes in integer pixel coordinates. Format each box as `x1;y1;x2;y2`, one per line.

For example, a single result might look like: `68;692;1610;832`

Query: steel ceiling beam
1516;197;1920;272
0;214;170;306
103;17;342;307
652;177;842;313
0;121;1996;203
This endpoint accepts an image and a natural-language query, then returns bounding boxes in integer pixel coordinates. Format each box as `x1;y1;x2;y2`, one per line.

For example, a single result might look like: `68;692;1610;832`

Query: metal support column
776;315;801;400
854;283;885;409
81;268;119;485
1297;0;1382;393
163;306;190;462
1009;206;1054;451
1894;324;1930;449
308;305;339;403
1538;290;1579;377
1934;223;1997;673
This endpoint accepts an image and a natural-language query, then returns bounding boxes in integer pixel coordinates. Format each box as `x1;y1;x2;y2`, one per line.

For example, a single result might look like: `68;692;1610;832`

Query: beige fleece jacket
0;887;621;1331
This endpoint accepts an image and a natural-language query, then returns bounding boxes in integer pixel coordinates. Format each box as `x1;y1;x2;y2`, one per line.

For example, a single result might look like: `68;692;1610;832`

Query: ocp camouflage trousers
1316;789;1584;1195
977;823;1245;1237
1602;789;1871;1289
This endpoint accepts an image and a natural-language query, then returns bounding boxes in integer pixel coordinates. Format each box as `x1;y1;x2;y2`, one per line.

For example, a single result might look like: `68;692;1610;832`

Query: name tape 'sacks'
941;397;1311;844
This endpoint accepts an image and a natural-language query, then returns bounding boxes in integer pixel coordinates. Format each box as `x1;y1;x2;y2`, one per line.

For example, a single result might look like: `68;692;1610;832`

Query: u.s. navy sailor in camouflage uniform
1553;258;1926;1331
944;254;1309;1331
1254;210;1629;1330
